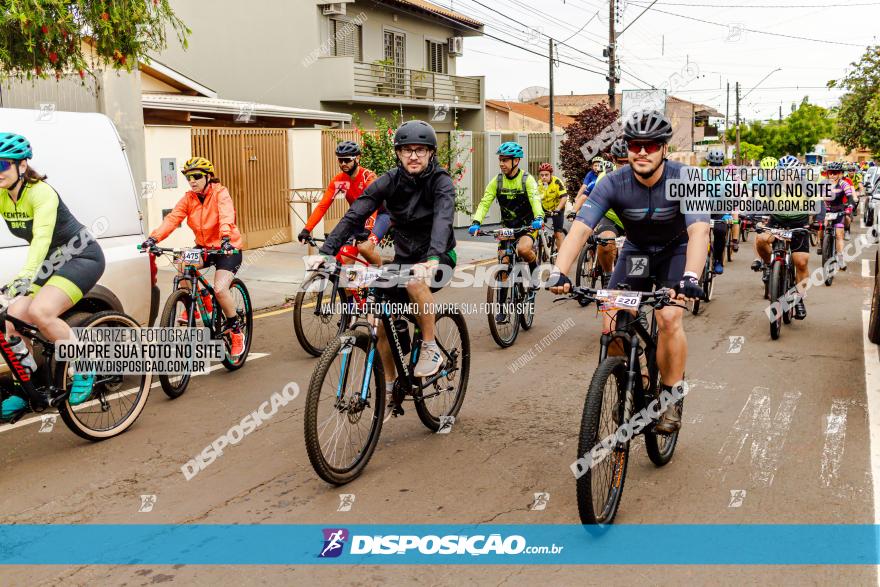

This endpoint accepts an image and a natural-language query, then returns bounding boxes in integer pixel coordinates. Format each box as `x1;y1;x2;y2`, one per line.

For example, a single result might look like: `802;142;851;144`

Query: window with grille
426;40;447;74
331;18;362;59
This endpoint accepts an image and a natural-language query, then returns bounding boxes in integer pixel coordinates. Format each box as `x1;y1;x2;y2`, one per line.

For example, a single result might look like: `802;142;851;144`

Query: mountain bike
755;226;812;340
143;246;253;398
293;236;368;357
740;216;754;242
692;226;716;316
574;235;623;307
480;226;538;348
0;294;150;441
304;266;470;485
535;222;567;265
724;218;737;262
820;212;842;286
560;286;687;524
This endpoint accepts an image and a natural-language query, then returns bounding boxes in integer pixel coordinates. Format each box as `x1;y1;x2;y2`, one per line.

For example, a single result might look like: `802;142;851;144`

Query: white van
0;108;159;337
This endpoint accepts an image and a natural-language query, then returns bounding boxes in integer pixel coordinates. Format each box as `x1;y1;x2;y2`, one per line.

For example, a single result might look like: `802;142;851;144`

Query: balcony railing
353;62;481;105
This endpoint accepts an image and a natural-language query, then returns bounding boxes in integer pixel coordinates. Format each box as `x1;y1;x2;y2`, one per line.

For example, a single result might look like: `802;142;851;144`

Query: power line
651;1;880;6
626;0;869;46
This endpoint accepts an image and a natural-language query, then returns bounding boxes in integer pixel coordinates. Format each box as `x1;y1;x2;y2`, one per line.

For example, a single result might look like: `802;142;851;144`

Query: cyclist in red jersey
298;141;390;265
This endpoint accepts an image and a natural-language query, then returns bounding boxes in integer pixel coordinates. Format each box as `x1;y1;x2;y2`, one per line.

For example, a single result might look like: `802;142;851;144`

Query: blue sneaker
713;261;724;275
69;373;96;405
1;395;28;421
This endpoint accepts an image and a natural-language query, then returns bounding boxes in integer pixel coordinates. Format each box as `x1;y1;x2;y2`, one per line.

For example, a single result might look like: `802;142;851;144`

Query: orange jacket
150;182;244;249
305;167;377;232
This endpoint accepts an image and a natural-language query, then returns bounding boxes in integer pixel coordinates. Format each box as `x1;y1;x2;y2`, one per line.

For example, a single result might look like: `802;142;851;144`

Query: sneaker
713;261;724;275
0;395;28;421
229;330;245;357
654;403;682;435
414;344;443;378
69;373;96;405
495;312;509;325
794;299;807;320
178;307;201;324
750;259;763;272
732;239;739;252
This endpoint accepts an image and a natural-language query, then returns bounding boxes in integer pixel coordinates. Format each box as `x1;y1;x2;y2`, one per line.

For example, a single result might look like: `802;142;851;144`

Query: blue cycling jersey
576;160;710;253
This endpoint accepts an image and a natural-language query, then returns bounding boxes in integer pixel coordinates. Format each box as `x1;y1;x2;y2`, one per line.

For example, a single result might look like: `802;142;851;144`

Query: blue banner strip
0;525;878;565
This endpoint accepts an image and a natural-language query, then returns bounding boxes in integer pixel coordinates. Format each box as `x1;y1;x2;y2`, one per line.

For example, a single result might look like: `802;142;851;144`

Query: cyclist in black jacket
319;120;457;383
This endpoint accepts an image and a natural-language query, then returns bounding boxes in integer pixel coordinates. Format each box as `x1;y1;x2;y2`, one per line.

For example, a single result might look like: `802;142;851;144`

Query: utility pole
549;39;555;133
607;0;617;110
735;82;741;165
723;81;729;156
779;104;782;122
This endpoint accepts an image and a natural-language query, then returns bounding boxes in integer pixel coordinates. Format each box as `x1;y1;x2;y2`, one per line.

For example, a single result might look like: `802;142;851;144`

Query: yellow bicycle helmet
181;157;215;176
759;156;777;170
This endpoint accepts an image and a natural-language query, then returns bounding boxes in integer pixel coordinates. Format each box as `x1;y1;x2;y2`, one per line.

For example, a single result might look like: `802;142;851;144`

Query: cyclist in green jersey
0;133;106;419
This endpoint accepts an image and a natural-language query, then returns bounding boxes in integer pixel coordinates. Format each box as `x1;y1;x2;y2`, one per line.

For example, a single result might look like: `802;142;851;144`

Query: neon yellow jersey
474;169;543;227
539;175;567;212
593;170;624;229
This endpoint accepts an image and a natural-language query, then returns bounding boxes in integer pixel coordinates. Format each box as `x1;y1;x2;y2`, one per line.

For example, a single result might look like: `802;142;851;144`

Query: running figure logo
337;494;356;512
628;256;649;277
319;528;349;558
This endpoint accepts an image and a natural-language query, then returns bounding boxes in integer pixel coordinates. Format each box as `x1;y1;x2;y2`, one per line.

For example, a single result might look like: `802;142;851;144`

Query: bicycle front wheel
158;288;193;399
576;356;630;525
304;330;385;485
821;234;835;286
768;260;784;340
55;311;152;441
414;310;471;431
294;273;350;357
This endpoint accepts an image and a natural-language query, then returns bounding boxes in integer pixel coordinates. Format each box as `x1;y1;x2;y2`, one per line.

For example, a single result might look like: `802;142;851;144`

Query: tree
830;44;880;152
739;99;834;158
736;141;763;164
558;102;619;200
0;1;189;81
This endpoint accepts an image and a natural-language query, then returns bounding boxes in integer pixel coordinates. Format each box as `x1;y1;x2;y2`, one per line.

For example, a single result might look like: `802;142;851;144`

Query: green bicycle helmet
759;156;777;170
0;133;33;160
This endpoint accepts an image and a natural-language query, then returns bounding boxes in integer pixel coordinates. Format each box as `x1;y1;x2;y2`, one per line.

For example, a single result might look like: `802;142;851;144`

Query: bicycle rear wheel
294;273;351;357
768;260;784;340
221;278;253;371
158;289;193;399
575;356;630;525
304;330;385;485
726;231;733;262
574;244;597;307
821;233;835;286
414;310;471;431
55;311;152;441
644;375;682;466
487;266;520;347
518;272;535;331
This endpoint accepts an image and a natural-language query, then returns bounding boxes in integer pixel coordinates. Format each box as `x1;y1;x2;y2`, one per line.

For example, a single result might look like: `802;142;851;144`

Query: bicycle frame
597;308;659;419
0;309;53;406
174;265;219;331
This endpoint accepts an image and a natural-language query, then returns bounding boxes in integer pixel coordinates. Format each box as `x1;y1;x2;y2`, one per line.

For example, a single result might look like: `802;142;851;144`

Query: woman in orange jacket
142;157;246;356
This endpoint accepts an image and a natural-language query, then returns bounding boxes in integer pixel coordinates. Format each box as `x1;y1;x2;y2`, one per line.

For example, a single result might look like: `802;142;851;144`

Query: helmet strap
8;161;25;195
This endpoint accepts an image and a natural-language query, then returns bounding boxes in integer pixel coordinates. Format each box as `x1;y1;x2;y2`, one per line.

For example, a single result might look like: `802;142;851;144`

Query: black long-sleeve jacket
319;159;456;262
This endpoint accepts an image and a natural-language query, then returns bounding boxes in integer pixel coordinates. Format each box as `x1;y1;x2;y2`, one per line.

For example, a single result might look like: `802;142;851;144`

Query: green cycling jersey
473;169;543;227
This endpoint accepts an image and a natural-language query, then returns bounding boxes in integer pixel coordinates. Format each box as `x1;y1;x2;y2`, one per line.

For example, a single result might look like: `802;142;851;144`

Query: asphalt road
1;228;878;586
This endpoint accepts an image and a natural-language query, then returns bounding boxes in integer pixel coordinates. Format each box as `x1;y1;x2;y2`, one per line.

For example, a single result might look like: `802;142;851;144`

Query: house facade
157;0;486;131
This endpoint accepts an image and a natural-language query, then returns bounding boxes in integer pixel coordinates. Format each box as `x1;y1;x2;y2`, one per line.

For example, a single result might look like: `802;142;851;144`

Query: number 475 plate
595;289;642;311
183;249;202;263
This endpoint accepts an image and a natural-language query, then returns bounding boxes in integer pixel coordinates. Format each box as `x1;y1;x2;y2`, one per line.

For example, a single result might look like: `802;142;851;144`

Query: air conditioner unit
322;3;346;16
448;36;464;56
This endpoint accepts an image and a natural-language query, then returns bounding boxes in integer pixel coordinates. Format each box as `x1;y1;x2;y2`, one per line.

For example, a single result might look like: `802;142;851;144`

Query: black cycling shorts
202;250;244;273
609;244;686;291
768;218;810;254
545;210;565;233
386;251;457;302
595;217;623;237
33;238;105;304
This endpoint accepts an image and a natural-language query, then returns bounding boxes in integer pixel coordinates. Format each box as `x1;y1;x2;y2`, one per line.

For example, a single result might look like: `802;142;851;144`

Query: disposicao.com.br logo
319;529;564;557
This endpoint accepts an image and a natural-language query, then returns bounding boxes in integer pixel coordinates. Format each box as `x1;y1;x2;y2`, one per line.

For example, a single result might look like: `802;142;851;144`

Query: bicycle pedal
388;401;405;417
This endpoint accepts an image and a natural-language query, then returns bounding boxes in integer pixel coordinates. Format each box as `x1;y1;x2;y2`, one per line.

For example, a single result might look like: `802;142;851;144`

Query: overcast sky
436;0;880;122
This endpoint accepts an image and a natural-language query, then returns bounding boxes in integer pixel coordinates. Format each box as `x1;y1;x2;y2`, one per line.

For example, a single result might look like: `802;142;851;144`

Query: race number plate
825;212;838;221
344;266;384;288
498;228;515;239
595;290;643;311
183;249;202;263
777;230;793;240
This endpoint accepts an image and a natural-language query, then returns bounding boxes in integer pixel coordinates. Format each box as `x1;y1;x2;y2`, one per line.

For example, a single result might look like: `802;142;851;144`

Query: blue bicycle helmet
0;133;32;160
826;161;843;172
497;141;524;159
778;155;799;168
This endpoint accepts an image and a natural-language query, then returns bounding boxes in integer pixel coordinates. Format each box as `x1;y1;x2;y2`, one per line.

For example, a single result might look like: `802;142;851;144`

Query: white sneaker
414;345;443;378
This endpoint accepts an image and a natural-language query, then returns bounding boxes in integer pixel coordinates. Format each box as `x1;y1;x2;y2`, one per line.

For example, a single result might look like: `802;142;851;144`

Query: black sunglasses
338;157;355;164
185;172;205;180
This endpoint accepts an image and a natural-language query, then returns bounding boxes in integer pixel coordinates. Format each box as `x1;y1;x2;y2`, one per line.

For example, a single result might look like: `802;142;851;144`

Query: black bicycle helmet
706;149;724;166
623;109;674;144
393;120;437;149
610;138;628;159
335;141;361;157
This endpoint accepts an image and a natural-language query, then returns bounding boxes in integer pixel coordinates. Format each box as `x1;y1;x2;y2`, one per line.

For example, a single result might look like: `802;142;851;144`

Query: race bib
595;290;642;311
497;228;515;239
183;249;202;263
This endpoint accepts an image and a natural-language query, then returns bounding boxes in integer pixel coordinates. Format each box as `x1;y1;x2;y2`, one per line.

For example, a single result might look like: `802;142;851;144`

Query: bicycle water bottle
394;319;411;355
8;336;37;374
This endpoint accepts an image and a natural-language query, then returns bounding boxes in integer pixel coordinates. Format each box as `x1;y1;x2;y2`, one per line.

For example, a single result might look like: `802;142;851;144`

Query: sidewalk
157;233;499;311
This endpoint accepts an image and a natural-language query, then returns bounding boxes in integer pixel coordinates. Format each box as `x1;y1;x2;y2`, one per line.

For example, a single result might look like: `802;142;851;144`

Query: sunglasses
0;159;17;172
337;157;355;164
185;172;206;180
628;141;663;155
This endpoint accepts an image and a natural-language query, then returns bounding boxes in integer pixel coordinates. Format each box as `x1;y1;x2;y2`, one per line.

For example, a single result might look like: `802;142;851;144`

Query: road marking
860;307;880;525
865;259;872;278
727;336;745;353
256;307;293;319
0;353;270;435
717;386;801;487
820;399;849;488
